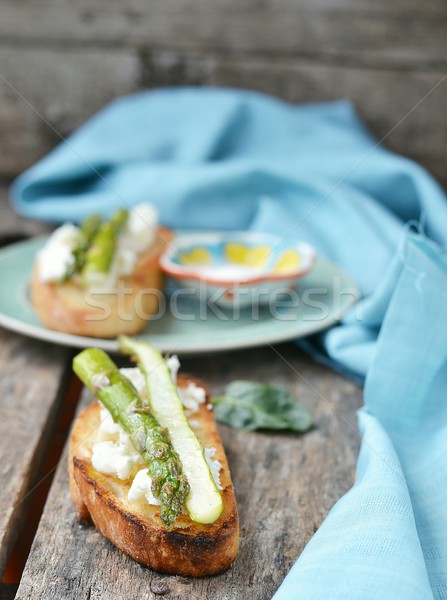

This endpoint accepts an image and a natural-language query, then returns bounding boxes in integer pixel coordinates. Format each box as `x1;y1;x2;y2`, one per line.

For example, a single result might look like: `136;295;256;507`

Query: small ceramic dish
160;232;317;308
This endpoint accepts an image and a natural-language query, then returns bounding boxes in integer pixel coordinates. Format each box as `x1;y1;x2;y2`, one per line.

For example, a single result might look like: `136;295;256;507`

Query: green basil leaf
213;380;313;433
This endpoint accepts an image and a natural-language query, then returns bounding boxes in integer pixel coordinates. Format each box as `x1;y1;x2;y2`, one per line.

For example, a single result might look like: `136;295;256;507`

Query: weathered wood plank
0;0;446;69
0;329;71;576
0;46;139;177
16;345;362;600
0;187;52;242
0;192;69;575
1;1;445;184
2;44;445;186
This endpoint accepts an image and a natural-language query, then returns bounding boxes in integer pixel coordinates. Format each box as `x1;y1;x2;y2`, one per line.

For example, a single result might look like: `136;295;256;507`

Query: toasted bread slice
69;374;239;577
31;227;173;338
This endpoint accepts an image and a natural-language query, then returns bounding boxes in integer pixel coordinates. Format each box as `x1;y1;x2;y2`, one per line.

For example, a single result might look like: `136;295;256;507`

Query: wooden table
0;191;362;600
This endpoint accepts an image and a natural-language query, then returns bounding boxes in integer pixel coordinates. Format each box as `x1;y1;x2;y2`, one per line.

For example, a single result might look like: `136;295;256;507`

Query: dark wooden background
1;0;447;187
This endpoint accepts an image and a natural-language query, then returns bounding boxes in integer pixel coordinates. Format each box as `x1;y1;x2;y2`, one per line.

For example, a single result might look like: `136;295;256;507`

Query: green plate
0;236;359;355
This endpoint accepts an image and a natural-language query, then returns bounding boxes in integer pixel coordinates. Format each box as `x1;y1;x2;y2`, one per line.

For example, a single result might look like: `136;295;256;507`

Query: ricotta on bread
31;204;172;338
70;344;239;576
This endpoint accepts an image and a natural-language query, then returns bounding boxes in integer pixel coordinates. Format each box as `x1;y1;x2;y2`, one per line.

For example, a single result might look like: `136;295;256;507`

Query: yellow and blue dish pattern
160;232;317;308
176;241;303;275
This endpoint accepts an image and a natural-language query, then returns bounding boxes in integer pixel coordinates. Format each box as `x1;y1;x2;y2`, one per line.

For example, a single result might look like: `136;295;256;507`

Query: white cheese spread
165;355;181;383
127;468;161;505
178;382;207;413
37;223;79;283
91;440;141;480
91;405;141;479
204;447;223;491
118;367;146;398
105;203;159;284
38;203;158;285
120;203;158;257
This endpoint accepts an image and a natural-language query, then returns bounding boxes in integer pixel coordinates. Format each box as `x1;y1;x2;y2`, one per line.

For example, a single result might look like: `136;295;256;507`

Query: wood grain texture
0;192;68;575
1;0;446;68
0;187;52;243
0;0;447;184
16;344;362;600
0;45;139;177
1;51;446;187
0;0;446;185
0;329;70;576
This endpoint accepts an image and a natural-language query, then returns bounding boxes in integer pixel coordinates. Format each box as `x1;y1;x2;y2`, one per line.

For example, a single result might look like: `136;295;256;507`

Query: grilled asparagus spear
64;213;102;281
119;336;223;525
81;209;128;286
73;347;189;528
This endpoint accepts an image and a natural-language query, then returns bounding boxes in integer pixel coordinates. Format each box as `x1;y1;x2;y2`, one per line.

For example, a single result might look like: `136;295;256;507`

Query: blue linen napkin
10;88;447;597
274;234;447;599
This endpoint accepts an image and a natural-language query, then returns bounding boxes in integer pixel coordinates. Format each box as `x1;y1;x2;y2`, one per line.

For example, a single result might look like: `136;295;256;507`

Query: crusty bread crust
68;374;239;577
31;226;173;338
